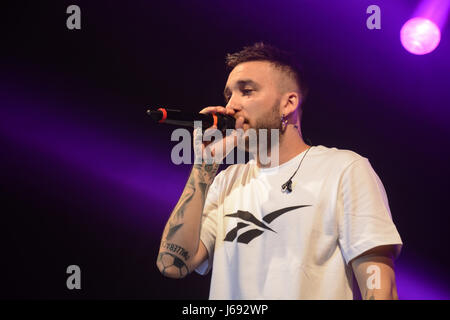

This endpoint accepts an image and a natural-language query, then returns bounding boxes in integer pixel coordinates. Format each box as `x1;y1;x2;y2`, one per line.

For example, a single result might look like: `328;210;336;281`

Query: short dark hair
225;42;308;109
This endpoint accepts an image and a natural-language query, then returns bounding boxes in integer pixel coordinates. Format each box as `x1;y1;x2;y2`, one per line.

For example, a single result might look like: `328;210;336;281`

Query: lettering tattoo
158;252;189;278
161;241;190;261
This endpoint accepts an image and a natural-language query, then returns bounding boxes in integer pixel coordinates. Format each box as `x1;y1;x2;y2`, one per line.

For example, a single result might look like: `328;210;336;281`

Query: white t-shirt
195;145;403;300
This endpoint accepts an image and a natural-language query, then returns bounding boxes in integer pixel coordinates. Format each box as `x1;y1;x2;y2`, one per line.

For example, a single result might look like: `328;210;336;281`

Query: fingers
225;108;236;116
200;106;236;116
202;126;220;140
199;106;237;134
235;116;245;129
193;105;244;164
199;106;227;115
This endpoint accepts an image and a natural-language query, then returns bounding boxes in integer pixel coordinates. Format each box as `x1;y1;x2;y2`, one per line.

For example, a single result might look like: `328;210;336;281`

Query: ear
281;91;301;116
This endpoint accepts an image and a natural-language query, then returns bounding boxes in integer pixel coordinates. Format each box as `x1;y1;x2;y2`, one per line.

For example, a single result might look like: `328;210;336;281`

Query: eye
225;89;254;103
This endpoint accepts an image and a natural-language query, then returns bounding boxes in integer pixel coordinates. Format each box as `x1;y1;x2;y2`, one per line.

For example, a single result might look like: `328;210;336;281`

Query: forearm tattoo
161;241;190;261
172;163;219;220
166;222;183;240
193;162;220;185
158;252;189;278
173;186;195;220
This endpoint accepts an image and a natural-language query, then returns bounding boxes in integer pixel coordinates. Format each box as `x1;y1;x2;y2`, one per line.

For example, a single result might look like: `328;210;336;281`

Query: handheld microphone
146;108;236;132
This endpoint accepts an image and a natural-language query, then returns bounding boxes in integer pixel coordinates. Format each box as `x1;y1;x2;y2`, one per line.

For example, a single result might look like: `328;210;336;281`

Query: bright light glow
400;17;441;55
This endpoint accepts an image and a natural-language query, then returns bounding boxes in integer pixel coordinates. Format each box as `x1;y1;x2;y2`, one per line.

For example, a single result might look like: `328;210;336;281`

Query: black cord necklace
281;146;313;193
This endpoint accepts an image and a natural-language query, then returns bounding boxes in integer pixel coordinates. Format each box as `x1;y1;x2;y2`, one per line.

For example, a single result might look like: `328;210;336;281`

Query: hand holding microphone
146;107;238;132
147;106;245;163
196;106;245;163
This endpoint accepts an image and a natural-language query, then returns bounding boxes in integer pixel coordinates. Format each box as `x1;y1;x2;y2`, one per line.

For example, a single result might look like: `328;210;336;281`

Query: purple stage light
400;17;441;55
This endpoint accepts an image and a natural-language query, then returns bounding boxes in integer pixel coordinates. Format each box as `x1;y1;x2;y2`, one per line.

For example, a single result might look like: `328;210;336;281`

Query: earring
281;114;288;132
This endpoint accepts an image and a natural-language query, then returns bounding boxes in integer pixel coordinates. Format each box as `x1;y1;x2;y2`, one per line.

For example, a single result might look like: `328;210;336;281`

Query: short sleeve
194;171;222;275
337;158;403;265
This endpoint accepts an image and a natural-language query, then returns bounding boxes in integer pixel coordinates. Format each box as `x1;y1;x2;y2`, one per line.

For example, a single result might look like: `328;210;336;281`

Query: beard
242;97;282;154
253;97;282;132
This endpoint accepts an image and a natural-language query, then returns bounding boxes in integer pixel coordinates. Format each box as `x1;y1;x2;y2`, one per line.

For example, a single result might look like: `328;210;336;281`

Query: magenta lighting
400;17;441;55
400;0;449;55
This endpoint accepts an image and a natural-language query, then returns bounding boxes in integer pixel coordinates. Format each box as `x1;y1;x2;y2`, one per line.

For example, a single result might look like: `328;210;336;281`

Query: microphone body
147;108;236;132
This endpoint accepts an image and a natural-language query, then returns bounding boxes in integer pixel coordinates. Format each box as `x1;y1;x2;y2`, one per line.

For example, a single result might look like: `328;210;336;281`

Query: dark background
1;0;449;299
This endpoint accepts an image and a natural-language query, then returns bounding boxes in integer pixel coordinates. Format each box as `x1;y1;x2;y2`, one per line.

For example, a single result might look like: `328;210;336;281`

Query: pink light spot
400;17;441;55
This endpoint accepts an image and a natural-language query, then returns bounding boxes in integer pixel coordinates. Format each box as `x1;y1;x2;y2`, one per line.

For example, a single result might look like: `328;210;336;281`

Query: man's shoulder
212;145;368;183
313;144;366;167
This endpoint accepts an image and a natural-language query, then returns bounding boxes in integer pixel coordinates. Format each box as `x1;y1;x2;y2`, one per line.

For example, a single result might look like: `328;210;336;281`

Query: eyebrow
223;79;260;101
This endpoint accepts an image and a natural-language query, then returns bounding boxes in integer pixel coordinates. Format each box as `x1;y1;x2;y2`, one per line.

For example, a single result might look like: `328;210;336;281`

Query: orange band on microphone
212;114;218;127
157;108;167;123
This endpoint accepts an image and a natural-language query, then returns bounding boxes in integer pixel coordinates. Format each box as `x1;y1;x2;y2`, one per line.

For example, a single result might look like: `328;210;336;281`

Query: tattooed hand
157;109;235;279
194;106;244;164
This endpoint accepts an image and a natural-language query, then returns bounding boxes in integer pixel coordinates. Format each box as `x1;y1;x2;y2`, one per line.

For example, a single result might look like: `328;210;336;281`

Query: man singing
156;42;403;300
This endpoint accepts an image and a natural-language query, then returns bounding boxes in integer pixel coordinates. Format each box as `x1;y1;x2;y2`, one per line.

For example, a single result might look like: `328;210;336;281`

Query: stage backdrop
1;0;449;299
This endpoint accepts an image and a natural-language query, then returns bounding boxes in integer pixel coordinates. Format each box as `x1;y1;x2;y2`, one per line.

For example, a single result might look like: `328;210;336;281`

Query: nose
225;96;242;112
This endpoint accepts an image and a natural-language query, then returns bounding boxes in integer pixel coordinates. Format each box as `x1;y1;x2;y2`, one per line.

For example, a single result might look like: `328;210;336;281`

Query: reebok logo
223;205;312;244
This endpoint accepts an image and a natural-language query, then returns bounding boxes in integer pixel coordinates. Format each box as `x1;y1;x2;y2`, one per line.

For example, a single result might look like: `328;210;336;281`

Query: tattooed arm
156;162;220;279
156;105;243;279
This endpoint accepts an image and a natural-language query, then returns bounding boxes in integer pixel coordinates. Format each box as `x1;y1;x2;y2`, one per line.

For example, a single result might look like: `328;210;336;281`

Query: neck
255;126;310;168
